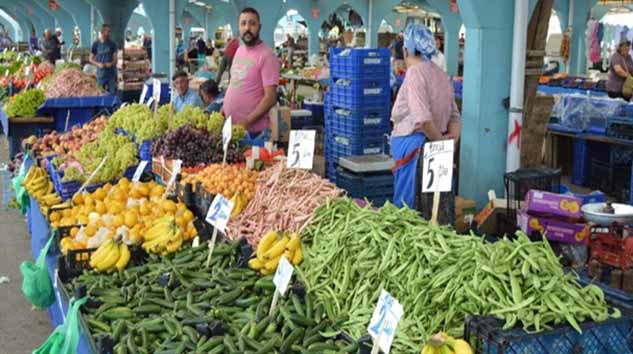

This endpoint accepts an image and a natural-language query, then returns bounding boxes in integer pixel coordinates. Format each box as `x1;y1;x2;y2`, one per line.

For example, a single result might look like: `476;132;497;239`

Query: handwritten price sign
422;140;454;193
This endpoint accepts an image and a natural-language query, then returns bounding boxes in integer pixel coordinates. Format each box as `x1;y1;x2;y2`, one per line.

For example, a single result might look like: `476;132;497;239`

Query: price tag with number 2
205;194;234;232
368;290;403;354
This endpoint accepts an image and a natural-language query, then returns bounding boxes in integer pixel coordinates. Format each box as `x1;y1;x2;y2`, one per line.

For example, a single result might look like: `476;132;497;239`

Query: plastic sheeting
551;93;626;131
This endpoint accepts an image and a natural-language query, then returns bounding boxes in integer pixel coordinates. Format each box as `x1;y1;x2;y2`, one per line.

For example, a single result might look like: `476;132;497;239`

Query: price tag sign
131;160;148;182
166;159;182;187
222;116;232;152
2;48;7;54
4;69;8;77
25;66;31;76
273;256;294;295
368;290;404;354
152;78;161;101
146;96;155;108
286;130;316;169
205;194;234;232
139;84;148;103
422;140;454;193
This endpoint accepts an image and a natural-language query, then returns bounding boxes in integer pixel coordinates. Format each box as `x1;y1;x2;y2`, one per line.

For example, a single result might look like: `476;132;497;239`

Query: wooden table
8;116;54;124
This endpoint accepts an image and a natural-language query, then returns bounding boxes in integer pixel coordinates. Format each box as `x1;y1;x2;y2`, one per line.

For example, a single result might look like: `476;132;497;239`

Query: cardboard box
517;210;590;245
312;155;325;177
455;197;477;234
475;199;512;236
270;106;291;143
526;190;583;219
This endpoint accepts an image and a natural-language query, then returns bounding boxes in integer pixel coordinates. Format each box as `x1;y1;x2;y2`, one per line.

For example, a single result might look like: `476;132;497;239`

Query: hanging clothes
590;22;602;64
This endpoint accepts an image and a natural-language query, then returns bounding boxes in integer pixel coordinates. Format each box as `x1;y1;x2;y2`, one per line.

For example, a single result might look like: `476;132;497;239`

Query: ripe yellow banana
96;242;120;272
257;231;278;260
264;237;290;260
90;238;113;269
115;244;131;270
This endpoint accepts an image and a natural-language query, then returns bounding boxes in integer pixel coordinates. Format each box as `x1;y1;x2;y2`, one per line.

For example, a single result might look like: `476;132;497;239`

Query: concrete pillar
57;0;92;48
17;2;55;34
568;0;597;76
1;6;35;40
128;12;152;37
367;0;399;48
553;0;569;31
426;0;463;76
456;0;514;207
25;0;76;50
139;0;184;75
85;0;138;49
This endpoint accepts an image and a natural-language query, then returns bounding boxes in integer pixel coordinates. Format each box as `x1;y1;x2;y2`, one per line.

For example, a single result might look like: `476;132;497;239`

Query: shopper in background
42;29;60;64
90;24;118;95
222;7;280;144
391;23;461;225
216;36;240;85
432;36;447;73
199;79;224;114
283;34;296;69
607;39;633;100
54;28;64;60
391;33;405;72
173;70;202;113
143;35;152;60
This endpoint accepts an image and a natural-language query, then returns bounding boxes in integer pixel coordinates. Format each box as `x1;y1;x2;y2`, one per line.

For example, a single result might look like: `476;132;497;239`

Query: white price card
286;130;316;169
146;96;155;108
222;116;232;152
205;194;234;232
273;256;294;296
166;159;182;187
152;78;161;101
368;290;404;354
4;69;8;77
139;84;148;103
422;140;454;193
2;48;7;54
131;161;148;182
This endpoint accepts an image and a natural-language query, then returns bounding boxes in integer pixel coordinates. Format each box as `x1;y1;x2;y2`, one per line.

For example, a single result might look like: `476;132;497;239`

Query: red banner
311;8;320;20
450;0;458;13
49;0;59;11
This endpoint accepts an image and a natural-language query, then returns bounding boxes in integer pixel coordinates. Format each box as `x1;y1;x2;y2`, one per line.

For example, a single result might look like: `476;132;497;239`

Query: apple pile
24;116;108;158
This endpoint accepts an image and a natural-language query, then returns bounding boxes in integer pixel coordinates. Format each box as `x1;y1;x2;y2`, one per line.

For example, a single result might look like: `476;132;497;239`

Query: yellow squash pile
421;332;473;354
89;236;131;272
249;231;303;275
23;166;62;207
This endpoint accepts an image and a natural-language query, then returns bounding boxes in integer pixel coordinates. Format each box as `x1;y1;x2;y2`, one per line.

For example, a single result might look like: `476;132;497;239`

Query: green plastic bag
20;233;55;309
33;297;87;354
11;154;30;215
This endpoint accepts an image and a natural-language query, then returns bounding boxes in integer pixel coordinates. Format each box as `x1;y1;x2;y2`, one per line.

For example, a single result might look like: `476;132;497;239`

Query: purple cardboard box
517;210;590;245
525;190;583;219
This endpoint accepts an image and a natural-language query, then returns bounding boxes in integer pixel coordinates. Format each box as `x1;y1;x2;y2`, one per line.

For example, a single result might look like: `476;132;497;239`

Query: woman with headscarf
391;24;461;224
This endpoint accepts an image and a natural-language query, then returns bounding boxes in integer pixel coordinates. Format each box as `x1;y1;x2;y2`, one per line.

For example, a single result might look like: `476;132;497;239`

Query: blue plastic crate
329;48;391;79
571;139;587;186
327;105;390;137
611;146;633;164
587;116;608;135
335;168;393;198
139;140;152;161
329;90;390;110
303;101;324;126
329;133;388;156
326;162;337;184
291;113;315;130
330;77;390;106
465;315;633;354
36;96;121;132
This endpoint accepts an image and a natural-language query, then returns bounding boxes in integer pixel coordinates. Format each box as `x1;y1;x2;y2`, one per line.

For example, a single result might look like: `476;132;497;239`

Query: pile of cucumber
65;241;359;354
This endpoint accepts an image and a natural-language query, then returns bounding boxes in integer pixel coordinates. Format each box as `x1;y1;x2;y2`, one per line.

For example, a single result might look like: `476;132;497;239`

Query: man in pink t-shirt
222;7;280;138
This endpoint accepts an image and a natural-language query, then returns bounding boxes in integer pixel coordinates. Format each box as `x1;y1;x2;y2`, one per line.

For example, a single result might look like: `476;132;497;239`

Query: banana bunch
23;166;62;207
249;231;303;275
421;332;473;354
89;237;131;272
142;216;184;256
230;192;249;218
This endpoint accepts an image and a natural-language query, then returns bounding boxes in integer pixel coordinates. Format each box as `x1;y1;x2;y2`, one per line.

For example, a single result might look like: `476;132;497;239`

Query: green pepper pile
65;241;358;354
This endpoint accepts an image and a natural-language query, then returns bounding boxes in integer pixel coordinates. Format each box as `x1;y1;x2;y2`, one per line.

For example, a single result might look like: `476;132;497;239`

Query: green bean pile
298;198;619;354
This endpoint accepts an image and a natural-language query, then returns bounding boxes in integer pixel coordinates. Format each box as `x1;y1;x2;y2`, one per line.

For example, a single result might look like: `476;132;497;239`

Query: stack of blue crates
325;48;391;183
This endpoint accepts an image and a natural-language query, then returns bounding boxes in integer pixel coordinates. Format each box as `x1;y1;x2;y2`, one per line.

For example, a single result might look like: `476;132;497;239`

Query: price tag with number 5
368;290;403;354
287;130;316;169
205;194;234;232
422;140;454;193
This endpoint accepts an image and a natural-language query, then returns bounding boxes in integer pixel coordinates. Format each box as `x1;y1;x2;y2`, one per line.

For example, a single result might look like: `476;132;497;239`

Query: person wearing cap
172;71;202;113
199;79;224;114
391;23;461;224
607;39;633;100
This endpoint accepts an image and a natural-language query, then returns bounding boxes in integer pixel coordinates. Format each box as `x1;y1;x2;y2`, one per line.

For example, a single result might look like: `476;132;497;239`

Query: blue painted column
85;0;137;48
2;7;35;40
457;0;514;207
128;12;152;36
57;0;92;48
367;0;400;48
140;0;185;75
568;0;597;76
18;2;55;33
426;0;463;76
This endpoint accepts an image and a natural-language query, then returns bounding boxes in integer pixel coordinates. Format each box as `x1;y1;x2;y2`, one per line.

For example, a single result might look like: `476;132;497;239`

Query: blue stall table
538;84;608;97
36;95;121;132
1;108;56;159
